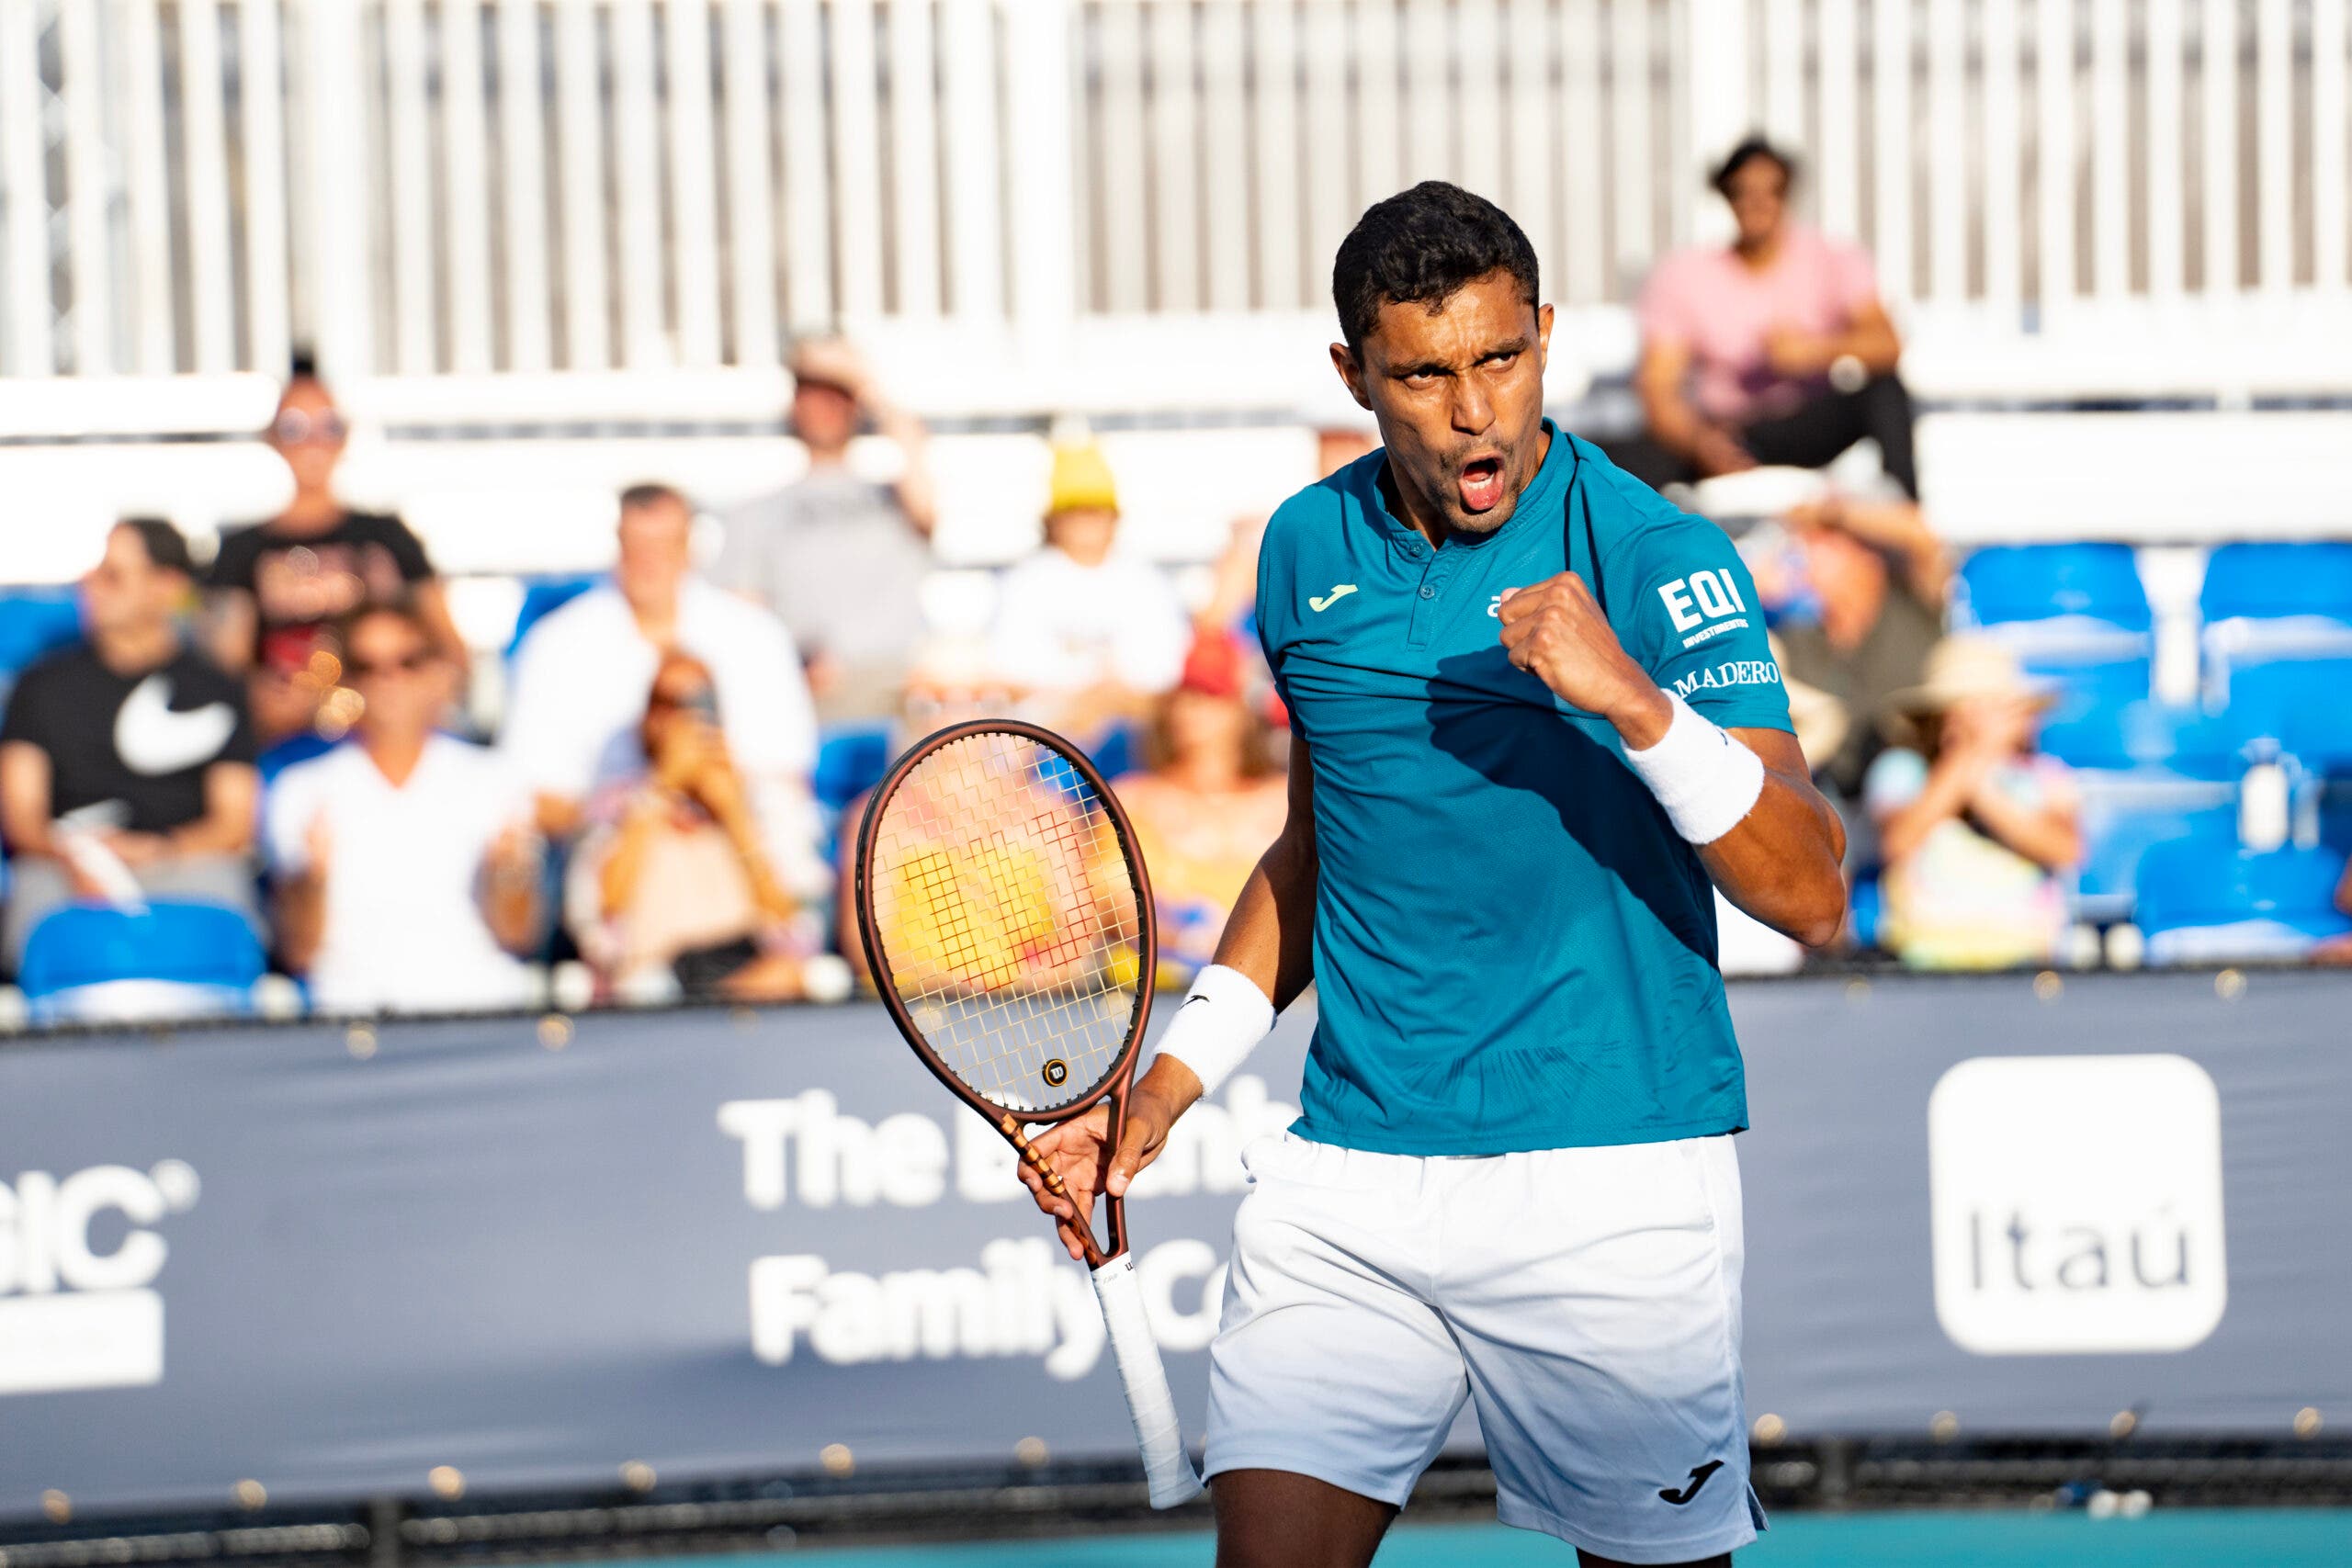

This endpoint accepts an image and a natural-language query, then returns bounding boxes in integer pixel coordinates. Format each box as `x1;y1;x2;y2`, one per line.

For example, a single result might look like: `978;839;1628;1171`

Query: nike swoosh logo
114;673;237;776
1658;1460;1725;1506
1308;584;1358;612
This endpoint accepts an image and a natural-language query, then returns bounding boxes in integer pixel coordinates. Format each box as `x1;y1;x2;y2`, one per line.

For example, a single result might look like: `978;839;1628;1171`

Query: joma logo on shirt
1671;660;1782;698
1657;570;1750;649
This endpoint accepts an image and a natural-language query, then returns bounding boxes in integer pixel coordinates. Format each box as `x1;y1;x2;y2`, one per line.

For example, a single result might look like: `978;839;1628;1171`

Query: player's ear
1329;342;1371;412
1536;302;1555;370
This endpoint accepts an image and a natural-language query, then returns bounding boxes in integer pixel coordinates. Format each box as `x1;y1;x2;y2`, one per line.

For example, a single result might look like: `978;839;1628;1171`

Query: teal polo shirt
1256;423;1792;1156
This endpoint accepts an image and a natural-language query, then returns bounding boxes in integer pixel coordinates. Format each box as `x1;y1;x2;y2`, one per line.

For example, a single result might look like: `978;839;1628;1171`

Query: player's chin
1445;494;1517;535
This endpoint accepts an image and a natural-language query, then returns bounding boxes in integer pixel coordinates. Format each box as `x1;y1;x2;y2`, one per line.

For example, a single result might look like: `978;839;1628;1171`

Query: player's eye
1485;351;1519;368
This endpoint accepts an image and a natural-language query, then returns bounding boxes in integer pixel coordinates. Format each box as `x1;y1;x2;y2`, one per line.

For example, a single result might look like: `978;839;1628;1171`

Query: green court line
640;1507;2350;1567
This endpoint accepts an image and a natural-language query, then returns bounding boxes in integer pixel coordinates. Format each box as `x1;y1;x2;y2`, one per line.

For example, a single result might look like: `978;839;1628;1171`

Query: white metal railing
0;0;2345;412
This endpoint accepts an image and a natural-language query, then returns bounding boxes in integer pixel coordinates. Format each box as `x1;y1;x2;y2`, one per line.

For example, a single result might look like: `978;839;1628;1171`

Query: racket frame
852;718;1159;1269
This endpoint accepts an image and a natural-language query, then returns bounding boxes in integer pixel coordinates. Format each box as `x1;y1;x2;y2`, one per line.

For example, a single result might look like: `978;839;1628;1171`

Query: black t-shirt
0;644;259;834
209;512;435;670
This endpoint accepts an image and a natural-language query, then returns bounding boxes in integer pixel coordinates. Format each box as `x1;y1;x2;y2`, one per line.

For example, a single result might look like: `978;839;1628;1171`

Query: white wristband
1620;693;1767;845
1150;963;1275;1098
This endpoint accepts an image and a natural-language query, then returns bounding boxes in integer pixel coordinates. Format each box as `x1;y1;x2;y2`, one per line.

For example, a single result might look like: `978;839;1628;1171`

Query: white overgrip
1090;1254;1204;1508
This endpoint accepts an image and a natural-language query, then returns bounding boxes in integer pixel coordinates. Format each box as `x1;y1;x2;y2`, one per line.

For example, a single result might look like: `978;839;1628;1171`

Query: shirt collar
1363;418;1571;556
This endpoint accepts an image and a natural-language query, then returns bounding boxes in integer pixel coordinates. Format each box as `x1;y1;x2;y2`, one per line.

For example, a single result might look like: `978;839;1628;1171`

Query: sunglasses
651;685;720;723
272;409;349;446
347;649;435;681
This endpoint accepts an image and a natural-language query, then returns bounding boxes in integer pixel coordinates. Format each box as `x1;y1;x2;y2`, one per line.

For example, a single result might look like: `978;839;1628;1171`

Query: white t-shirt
500;576;819;799
987;547;1190;695
265;736;539;1014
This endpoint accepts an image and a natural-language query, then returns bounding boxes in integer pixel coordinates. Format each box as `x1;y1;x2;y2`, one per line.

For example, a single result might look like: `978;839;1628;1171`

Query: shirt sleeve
0;660;56;750
1861;747;1930;818
205;528;261;593
707;600;818;778
1635;252;1696;349
1620;515;1794;734
712;498;775;602
262;761;321;874
499;615;594;798
1825;236;1882;315
373;515;436;582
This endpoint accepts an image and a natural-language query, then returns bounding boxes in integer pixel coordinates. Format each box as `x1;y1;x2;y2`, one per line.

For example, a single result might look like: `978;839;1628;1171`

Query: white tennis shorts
1203;1131;1765;1565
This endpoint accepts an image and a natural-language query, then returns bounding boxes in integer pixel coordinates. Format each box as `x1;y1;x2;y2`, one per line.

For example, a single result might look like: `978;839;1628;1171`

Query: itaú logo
0;1161;199;1395
1928;1056;2226;1355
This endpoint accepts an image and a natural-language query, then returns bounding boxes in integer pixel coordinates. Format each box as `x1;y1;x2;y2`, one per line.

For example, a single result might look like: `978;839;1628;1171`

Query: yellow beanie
1046;441;1119;517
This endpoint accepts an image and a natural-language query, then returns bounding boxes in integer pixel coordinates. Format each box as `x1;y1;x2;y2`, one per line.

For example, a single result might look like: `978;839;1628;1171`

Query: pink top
1637;224;1881;425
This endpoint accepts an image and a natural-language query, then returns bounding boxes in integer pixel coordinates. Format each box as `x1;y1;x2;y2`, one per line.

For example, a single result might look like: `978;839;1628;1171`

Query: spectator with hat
718;338;937;721
986;439;1190;733
1;520;261;967
1111;631;1289;985
1615;136;1918;500
1864;635;2082;969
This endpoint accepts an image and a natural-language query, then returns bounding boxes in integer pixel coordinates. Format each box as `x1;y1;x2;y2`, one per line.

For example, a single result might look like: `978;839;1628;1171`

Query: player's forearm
1209;827;1317;1012
1696;768;1849;949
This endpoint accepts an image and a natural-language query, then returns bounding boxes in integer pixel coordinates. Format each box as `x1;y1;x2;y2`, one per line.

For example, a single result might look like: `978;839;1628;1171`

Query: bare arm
1765;296;1904;379
206;590;258;672
1961;771;2082;870
409;580;472;678
1635;340;1755;477
1814;497;1951;607
479;826;546;955
165;762;258;858
1874;749;1987;865
871;395;937;538
0;741;60;860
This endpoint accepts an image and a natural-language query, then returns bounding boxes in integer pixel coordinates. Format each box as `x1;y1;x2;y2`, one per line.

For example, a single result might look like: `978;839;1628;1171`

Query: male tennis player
1020;182;1848;1567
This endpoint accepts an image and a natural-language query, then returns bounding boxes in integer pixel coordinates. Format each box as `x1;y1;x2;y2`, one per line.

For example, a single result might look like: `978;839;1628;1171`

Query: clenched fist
1496;572;1673;745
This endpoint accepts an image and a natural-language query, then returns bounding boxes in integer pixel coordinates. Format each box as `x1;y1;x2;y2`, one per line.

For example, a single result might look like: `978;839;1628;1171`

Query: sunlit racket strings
868;731;1144;1113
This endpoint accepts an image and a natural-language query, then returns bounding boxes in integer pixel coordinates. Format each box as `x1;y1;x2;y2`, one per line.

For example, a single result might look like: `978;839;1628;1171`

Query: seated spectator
0;520;260;968
718;339;937;722
2320;866;2352;964
502;483;824;897
564;652;815;1004
1866;637;2082;970
1757;493;1949;797
1616;137;1917;501
1112;633;1288;984
988;440;1189;733
266;604;543;1013
208;355;465;746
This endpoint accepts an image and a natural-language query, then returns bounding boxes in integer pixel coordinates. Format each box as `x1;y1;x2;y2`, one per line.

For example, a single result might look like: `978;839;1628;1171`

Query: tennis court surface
640;1508;2349;1567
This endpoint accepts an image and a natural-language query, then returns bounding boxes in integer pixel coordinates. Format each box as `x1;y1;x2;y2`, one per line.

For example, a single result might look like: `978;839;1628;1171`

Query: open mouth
1456;454;1507;513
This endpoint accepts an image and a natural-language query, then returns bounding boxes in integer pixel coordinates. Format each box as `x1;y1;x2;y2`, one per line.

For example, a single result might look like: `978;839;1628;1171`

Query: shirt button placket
1406;555;1453;648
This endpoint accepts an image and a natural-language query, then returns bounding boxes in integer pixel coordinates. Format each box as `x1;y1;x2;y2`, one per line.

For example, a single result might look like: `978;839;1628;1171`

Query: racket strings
868;731;1144;1113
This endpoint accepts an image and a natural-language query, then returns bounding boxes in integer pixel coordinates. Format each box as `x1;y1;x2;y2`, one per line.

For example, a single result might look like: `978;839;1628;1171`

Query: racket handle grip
1091;1254;1205;1508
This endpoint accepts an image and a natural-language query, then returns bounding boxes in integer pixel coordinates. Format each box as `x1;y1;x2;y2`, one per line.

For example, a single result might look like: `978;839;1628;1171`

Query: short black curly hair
1331;182;1540;352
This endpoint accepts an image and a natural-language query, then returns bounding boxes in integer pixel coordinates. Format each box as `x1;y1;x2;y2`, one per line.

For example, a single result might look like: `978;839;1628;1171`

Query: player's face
1333;271;1553;538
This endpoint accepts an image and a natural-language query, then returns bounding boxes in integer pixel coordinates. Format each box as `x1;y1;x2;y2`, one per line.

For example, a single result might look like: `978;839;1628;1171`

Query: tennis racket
852;718;1204;1508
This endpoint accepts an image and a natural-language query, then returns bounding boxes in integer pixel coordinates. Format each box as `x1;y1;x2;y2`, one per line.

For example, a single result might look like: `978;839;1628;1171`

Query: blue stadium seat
2219;657;2352;772
18;900;267;1022
503;573;601;657
2068;777;2237;924
1957;546;2154;722
2199;542;2352;623
1958;544;2153;631
2134;840;2352;964
0;586;84;688
2039;700;2237;778
813;724;894;813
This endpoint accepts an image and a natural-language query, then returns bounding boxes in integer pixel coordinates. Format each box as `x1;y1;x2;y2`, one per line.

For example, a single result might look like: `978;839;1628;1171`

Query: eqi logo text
0;1161;198;1394
1928;1055;2225;1355
1657;570;1751;649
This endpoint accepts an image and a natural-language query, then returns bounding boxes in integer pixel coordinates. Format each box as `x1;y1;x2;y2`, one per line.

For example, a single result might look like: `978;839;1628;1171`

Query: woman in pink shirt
1617;137;1917;498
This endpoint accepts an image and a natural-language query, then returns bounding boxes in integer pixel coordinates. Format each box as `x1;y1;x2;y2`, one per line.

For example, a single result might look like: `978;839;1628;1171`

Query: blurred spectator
2319;866;2352;964
988;441;1189;732
1757;494;1950;796
208;357;465;745
1112;634;1287;984
265;604;543;1013
564;652;814;1003
1617;137;1916;500
1865;637;2082;970
1;521;260;967
718;339;937;721
502;484;823;896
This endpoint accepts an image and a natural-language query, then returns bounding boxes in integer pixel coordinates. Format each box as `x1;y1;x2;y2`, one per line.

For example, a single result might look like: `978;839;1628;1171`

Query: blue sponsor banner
0;970;2346;1519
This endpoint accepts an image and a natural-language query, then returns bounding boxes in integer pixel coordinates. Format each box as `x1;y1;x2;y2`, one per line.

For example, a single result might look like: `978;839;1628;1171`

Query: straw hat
1877;634;2054;747
786;336;870;400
